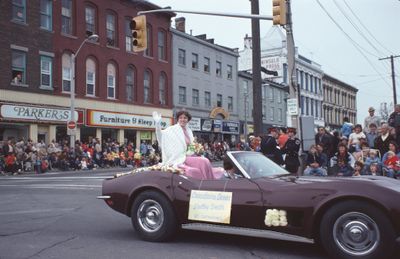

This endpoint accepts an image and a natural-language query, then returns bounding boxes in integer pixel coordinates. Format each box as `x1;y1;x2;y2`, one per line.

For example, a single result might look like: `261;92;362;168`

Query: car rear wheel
131;190;177;242
320;200;396;259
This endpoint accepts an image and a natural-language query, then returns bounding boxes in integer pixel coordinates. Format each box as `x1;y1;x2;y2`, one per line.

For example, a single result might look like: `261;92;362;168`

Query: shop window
11;50;26;85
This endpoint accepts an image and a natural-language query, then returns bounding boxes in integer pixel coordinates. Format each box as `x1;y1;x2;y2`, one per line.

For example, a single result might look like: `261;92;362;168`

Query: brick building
0;0;174;148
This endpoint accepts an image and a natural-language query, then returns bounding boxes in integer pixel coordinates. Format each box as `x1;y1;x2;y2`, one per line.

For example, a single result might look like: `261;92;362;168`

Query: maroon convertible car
98;151;400;259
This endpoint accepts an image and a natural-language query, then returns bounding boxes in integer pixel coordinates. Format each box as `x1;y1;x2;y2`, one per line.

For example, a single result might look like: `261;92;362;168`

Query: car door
172;174;263;229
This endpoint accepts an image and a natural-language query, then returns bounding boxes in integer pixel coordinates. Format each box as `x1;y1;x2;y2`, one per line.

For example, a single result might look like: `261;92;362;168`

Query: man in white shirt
364;107;381;133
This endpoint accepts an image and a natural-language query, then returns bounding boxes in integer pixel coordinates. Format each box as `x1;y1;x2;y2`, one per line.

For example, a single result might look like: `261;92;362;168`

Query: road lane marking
0;208;77;215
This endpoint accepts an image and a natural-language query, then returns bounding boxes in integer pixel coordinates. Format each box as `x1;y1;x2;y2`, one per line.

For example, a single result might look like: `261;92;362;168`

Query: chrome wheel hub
333;212;379;256
137;199;164;232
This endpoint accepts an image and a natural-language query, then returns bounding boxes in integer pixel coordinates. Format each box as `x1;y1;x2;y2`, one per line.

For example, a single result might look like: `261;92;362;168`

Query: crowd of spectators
0;137;234;176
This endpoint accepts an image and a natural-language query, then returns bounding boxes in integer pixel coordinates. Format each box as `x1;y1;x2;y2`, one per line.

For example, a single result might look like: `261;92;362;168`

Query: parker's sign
0;104;81;123
87;110;172;129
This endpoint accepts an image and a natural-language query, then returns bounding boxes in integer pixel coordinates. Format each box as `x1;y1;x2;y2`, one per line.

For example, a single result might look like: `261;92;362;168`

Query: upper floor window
178;49;186;66
158;30;166;60
126;66;135;101
125;18;133;52
217;94;222;107
107;63;116;99
12;0;26;23
106;13;116;47
179;86;186;104
85;6;96;37
278;108;283;122
144;25;153;57
62;53;72;92
227;65;232;79
86;58;96;96
11;50;26;85
144;69;152;103
40;56;52;88
277;90;282;103
205;91;211;107
192;53;199;69
204;57;210;73
270;107;275;121
269;87;274;102
216;61;222;77
61;0;72;34
192;89;199;106
227;96;233;111
159;72;166;105
40;0;52;30
283;63;288;84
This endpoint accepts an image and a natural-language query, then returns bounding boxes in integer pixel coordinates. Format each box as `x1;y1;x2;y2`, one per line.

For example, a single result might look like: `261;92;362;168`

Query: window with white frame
158;30;166;60
228;96;233;111
12;0;26;23
205;91;211;107
107;63;116;99
217;94;222;107
216;61;222;77
179;86;186;104
40;0;52;30
126;66;135;101
86;58;96;96
192;53;198;69
192;89;199;106
85;6;96;37
61;0;72;34
204;57;210;73
178;49;186;66
106;13;116;46
227;65;232;79
144;70;151;103
62;53;72;92
125;18;133;52
40;56;52;88
11;50;26;85
159;72;166;105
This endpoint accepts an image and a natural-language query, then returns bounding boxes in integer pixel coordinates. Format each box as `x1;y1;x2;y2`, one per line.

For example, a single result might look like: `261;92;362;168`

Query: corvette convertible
98;151;400;259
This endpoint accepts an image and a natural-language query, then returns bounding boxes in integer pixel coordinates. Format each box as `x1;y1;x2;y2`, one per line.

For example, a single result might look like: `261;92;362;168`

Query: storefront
86;109;172;148
0;102;84;143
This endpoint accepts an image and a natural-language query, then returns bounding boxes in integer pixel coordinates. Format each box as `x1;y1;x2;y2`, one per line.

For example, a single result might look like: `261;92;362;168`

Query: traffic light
272;0;287;26
130;15;147;52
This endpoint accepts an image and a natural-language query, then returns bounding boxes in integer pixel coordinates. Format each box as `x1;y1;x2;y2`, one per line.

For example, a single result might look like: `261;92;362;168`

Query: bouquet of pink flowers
186;141;204;156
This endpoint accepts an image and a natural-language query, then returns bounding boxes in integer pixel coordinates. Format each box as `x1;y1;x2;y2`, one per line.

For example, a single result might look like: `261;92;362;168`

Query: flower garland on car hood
114;165;183;178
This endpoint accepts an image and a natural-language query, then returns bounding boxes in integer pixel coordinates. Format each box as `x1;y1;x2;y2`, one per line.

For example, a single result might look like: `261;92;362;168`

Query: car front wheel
320;200;396;259
131;190;177;242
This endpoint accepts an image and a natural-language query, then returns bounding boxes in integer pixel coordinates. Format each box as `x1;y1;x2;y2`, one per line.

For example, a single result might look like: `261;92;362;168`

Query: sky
150;0;400;124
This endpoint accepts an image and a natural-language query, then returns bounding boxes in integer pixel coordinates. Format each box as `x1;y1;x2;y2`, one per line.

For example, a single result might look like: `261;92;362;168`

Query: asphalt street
0;168;327;259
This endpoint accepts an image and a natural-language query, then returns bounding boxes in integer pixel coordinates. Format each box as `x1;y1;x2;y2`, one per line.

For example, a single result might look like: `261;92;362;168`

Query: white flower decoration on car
264;209;288;227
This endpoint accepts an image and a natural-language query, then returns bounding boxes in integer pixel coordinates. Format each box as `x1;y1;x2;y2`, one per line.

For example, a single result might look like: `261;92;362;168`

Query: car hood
256;175;400;193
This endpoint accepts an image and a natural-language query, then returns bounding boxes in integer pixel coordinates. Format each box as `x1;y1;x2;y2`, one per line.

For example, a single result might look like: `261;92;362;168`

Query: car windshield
230;151;289;179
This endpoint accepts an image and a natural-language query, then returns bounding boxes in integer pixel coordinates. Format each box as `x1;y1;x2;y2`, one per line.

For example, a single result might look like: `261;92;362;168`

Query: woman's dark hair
176;110;192;121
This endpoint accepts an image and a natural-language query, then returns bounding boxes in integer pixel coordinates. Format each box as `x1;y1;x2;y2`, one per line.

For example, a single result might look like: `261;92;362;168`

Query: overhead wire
315;0;393;90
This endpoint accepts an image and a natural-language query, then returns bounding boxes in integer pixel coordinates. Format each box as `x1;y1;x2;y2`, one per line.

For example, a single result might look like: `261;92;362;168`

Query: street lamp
70;34;99;152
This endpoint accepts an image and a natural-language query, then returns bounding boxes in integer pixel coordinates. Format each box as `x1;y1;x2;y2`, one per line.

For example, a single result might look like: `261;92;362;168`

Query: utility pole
379;55;400;105
250;0;263;136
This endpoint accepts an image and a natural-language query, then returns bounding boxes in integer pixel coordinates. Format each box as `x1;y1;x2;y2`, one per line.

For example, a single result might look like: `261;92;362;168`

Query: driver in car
221;156;242;179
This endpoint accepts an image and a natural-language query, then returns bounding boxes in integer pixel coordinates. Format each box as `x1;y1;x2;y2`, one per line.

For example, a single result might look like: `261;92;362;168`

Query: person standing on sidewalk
364;107;380;133
282;127;301;175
